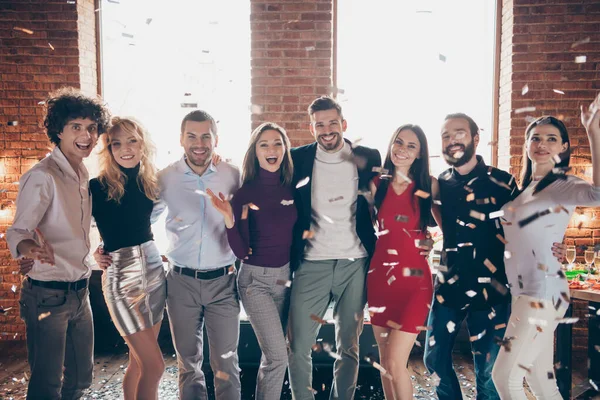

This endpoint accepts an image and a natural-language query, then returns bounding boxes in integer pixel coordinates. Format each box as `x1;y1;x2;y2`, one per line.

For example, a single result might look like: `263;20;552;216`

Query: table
556;289;600;399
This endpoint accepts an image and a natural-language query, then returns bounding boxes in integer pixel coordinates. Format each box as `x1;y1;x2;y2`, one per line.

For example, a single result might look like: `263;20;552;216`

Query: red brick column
250;0;334;147
497;0;600;361
0;0;98;340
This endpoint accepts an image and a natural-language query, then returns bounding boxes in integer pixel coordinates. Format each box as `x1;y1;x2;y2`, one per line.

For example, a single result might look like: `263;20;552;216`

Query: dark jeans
423;299;510;400
19;279;94;400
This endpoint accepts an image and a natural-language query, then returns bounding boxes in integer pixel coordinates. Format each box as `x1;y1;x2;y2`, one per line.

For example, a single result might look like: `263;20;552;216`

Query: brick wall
498;0;600;359
250;0;333;147
0;0;98;340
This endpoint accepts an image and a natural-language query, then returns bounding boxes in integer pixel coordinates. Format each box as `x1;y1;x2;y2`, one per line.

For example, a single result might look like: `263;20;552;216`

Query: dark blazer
290;139;382;270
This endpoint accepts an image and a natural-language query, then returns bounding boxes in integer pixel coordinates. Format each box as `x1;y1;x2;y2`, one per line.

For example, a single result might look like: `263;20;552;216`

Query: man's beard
443;140;475;167
318;132;342;152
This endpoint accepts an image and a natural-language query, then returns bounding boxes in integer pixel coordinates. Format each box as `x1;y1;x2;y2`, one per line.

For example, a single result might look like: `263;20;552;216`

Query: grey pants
18;278;94;400
238;263;291;400
166;268;241;400
288;258;368;400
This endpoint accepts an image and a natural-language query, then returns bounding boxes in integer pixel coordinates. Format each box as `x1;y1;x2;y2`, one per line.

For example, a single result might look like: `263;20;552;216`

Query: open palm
206;188;233;220
582;92;600;136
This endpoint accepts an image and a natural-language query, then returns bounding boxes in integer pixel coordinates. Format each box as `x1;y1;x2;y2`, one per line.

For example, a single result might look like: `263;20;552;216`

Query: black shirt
90;164;154;252
437;156;519;310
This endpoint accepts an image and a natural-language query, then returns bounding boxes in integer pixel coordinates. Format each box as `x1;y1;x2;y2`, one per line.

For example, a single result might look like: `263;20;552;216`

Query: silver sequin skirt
102;240;166;336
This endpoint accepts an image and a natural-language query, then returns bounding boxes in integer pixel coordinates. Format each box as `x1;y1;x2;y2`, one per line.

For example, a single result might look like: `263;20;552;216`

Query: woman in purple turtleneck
208;122;297;400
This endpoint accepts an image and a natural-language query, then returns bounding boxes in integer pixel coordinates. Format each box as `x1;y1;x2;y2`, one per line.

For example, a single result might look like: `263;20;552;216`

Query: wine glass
584;248;595;277
565;245;576;271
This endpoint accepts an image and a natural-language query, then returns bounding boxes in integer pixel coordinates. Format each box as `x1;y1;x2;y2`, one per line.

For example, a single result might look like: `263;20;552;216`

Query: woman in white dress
492;93;600;399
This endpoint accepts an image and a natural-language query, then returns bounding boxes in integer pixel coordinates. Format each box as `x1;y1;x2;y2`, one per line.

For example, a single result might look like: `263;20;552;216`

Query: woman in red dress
367;124;441;399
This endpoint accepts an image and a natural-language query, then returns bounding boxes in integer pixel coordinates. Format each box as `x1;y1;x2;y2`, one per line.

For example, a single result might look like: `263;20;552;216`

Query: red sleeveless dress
367;178;433;333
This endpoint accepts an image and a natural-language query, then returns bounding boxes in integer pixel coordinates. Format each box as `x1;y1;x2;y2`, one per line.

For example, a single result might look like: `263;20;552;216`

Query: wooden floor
0;341;595;399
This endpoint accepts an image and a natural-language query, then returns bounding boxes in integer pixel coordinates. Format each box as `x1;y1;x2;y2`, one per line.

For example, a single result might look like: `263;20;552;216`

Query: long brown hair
374;124;432;232
98;117;160;203
241;122;294;186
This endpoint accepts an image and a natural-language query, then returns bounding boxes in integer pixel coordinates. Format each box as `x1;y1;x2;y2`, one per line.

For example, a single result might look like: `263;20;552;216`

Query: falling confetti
7;121;19;126
469;210;485;221
555;317;579;324
220;351;235;359
368;306;386;314
387;275;396;285
48;42;55;50
13;27;34;34
394;215;409;222
296;177;310;188
302;230;315;240
438;54;447;62
322;214;334;224
386;320;402;330
575;55;587;63
11;284;17;293
247;203;259;211
281;199;294;206
415;190;430;199
446;321;456;333
515;106;536;114
241;204;249;220
38;312;51;321
276;279;292;287
215;371;230;380
469;329;487;342
521;84;529;95
305;46;315;51
465;290;477;298
489;210;504;219
571;37;591;48
375;229;390;237
387;249;398;255
553;89;565;95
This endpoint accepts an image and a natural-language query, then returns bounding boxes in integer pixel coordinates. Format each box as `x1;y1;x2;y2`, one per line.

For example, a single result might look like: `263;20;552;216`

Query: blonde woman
90;117;166;400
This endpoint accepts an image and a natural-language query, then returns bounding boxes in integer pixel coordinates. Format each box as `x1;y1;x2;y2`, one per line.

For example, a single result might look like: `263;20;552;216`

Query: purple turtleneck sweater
226;167;297;268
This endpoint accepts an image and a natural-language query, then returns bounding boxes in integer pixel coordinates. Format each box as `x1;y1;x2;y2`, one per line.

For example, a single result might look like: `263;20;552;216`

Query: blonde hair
98;117;159;203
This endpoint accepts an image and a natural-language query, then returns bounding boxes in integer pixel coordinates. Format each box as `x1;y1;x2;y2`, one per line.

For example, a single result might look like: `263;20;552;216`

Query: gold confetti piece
484;259;497;273
466;193;475;202
386;320;402;330
295;177;310;188
322;214;334;224
372;361;393;380
248;203;259;211
372;167;389;174
478;277;491;283
280;199;294;206
379;332;389;338
48;42;55;50
328;196;343;203
552;154;561;164
14;27;34;34
530;301;544;309
447;275;459;285
469;210;485;221
469;329;487;342
221;351;236;359
368;306;386;314
465;290;477;297
414;190;430;199
215;371;230;380
38;312;51;321
416;325;432;331
496;234;508;245
446;321;456;333
575;55;587;63
0;307;13;314
457;242;473;247
394;215;409;222
403;267;424;277
482;288;488;301
515;106;536;114
310;314;327;325
537;263;548;272
387;275;396;285
302;230;314;240
276;279;292;288
491;278;509;295
387;249;398;255
436;294;445;304
571;37;591;48
521;84;529;95
553;89;565;95
495;323;507;330
433;199;442;205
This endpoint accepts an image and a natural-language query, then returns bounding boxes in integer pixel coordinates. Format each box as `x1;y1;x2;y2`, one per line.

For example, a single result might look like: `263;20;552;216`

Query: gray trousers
18;278;94;400
288;258;368;400
238;263;291;400
166;268;241;400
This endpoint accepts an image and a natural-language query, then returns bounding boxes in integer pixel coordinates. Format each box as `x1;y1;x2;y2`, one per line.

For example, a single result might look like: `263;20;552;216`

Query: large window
337;0;497;176
99;0;251;257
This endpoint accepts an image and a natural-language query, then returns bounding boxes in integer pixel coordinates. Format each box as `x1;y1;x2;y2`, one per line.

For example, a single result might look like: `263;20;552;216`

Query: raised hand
206;188;235;228
211;152;222;166
582;92;600;138
93;245;112;270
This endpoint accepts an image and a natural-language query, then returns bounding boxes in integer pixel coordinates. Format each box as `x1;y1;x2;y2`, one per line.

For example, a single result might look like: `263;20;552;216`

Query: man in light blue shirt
155;110;241;400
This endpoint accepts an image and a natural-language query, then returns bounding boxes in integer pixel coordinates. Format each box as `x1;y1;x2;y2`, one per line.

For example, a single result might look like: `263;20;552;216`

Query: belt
27;277;88;291
172;265;233;280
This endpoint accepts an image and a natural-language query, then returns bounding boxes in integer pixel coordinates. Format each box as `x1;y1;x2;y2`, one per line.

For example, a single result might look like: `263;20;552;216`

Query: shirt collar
50;147;88;182
177;156;217;176
451;155;488;182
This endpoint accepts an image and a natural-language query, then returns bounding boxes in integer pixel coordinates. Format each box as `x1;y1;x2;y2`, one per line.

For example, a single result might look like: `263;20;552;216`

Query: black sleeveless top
90;164;154;252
